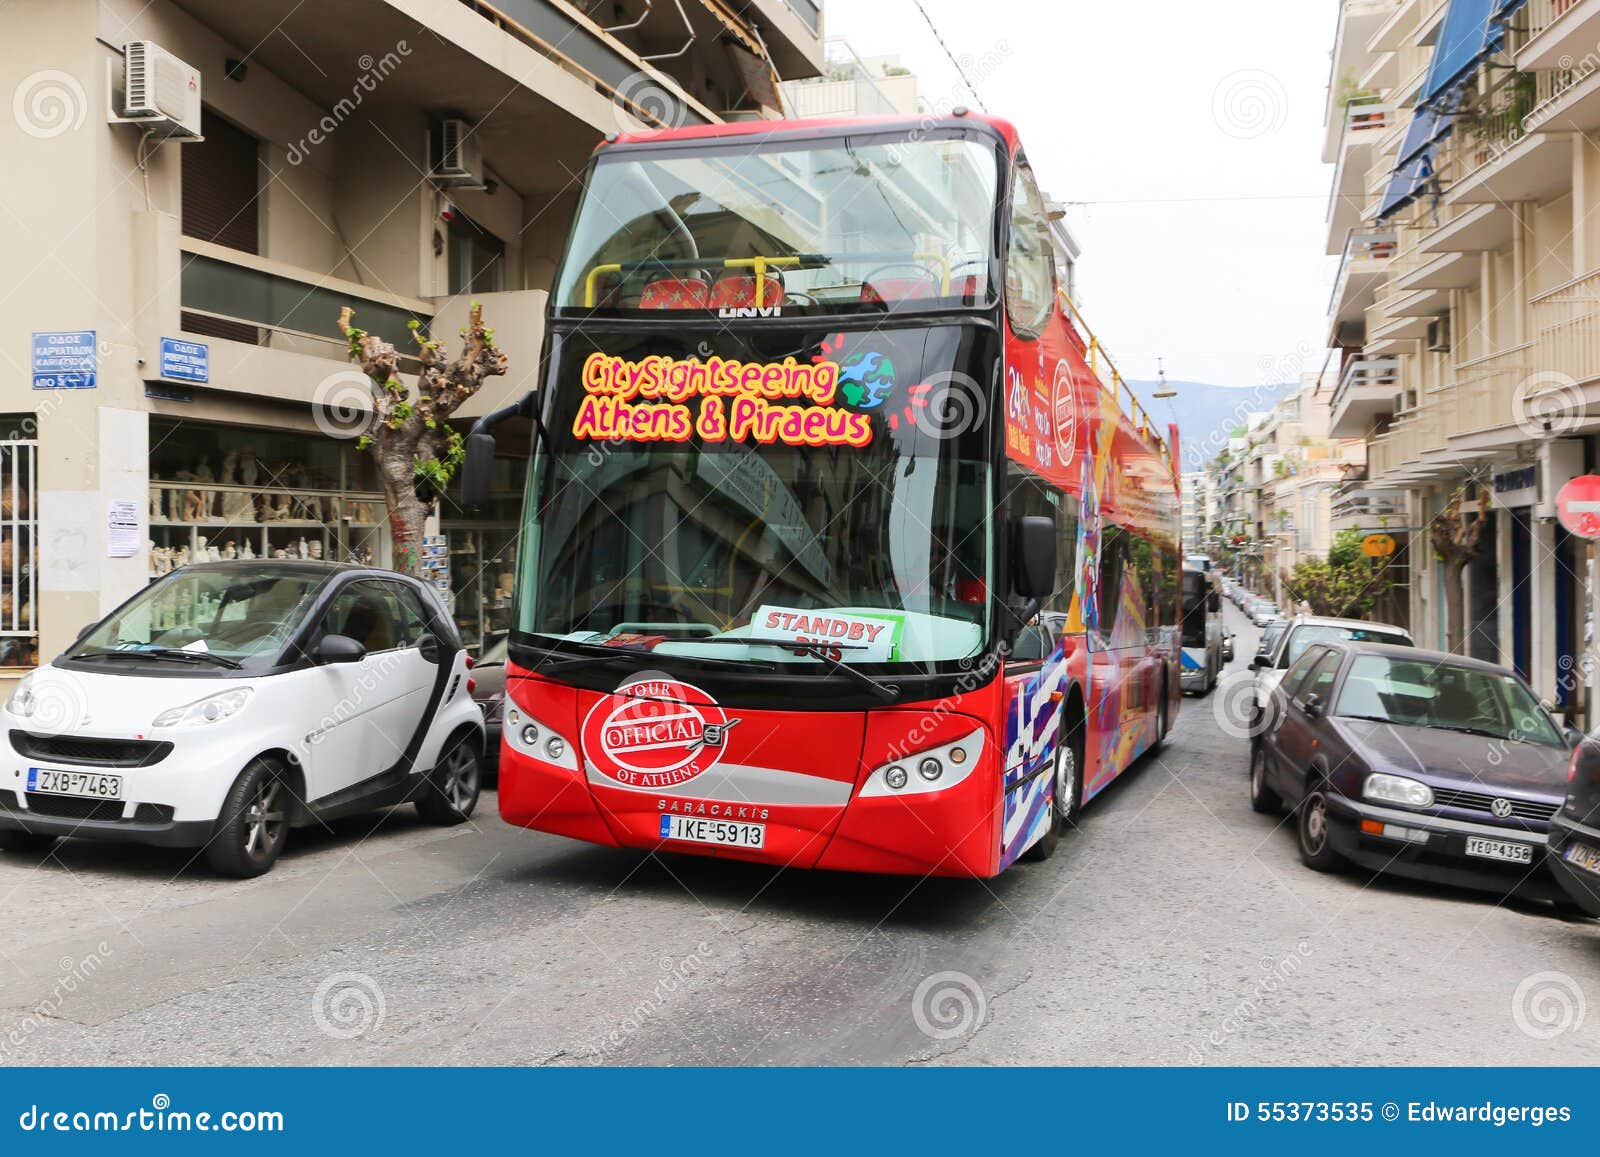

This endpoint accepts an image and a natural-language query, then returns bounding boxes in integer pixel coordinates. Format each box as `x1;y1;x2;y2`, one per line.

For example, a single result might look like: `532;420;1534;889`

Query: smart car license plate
659;815;765;849
1564;841;1600;876
26;767;124;801
1465;836;1532;864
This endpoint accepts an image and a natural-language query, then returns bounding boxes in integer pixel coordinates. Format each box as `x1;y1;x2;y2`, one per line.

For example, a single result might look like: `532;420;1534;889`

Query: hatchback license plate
27;767;124;801
1465;836;1533;864
659;815;765;850
1564;841;1600;876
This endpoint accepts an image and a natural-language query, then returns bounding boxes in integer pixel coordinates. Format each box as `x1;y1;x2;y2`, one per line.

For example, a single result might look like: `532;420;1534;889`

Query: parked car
1252;615;1413;709
1251;601;1282;627
1250;641;1575;906
1256;620;1288;659
1222;633;1236;662
471;635;509;771
1545;734;1600;916
0;561;486;877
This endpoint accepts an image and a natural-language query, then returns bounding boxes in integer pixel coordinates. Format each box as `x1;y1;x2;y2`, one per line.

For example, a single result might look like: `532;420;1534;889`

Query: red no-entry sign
1557;475;1600;539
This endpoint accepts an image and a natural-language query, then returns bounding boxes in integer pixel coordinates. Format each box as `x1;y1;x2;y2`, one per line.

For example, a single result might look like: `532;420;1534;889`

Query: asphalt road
5;602;1600;1066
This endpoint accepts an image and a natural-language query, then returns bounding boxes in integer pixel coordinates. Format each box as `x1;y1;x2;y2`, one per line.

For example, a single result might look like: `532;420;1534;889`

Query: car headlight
152;688;253;728
1363;772;1434;809
7;674;35;718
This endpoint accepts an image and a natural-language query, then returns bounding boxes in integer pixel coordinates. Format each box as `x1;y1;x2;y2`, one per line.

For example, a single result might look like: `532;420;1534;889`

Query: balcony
1439;76;1574;206
1331;489;1409;533
1328;228;1396;341
1519;0;1600;72
1454;344;1535;438
1416;201;1516;255
1327;100;1397;252
1534;268;1600;386
1329;356;1402;437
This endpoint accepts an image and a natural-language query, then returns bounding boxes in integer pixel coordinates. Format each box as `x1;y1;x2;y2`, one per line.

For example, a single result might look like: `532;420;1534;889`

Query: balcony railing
1526;0;1591;43
1454;344;1534;435
1534;267;1600;384
178;239;434;363
1331;354;1402;416
1328;228;1397;314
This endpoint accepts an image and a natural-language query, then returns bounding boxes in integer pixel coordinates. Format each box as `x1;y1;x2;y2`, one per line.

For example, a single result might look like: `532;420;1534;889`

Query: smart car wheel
415;734;481;826
1249;744;1282;815
206;757;291;879
1296;781;1345;873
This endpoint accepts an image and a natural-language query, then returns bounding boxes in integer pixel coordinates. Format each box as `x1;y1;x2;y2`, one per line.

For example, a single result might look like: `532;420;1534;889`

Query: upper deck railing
1057;290;1175;478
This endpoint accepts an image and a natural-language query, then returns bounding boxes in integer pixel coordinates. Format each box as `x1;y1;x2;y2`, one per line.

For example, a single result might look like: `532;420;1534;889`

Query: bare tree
339;304;508;574
1430;485;1488;654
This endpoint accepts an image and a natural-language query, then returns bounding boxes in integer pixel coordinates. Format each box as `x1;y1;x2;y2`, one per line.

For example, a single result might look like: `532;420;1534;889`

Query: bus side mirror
1208;591;1221;613
1011;515;1057;599
461;432;496;512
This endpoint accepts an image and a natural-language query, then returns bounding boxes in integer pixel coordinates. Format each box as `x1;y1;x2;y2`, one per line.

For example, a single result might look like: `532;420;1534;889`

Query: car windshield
553;130;1000;317
66;566;327;673
1282;623;1409;667
1334;654;1564;746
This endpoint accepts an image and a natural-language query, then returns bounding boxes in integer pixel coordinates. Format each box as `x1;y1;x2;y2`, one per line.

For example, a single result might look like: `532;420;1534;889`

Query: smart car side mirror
315;634;366;665
1250;655;1270;670
1303;694;1324;719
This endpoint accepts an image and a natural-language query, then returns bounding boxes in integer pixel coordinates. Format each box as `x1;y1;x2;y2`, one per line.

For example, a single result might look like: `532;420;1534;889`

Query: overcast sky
822;0;1338;391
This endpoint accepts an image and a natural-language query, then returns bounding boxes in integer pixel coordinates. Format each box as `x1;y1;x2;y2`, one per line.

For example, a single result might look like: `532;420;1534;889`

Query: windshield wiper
523;639;778;674
1431;724;1512;741
683;638;899;702
76;647;243;670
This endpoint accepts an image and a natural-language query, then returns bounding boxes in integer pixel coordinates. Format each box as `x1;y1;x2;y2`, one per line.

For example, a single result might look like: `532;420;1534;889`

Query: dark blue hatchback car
1250;641;1577;907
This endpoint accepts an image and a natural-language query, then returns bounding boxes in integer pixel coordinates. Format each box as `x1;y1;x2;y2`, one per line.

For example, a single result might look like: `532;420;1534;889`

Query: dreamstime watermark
885;40;1015;161
285;44;411;165
13;70;87;139
1212;669;1271;741
311;972;386;1040
1512;369;1585;438
612;71;690;133
911;970;987;1041
312;369;377;440
1187;939;1313;1061
1212;69;1288;141
0;942;114;1061
1511;971;1586;1041
910;371;987;440
594;942;714;1059
12;669;91;738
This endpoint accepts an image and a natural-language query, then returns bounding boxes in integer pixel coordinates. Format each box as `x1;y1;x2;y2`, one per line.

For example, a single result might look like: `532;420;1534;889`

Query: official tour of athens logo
581;677;736;790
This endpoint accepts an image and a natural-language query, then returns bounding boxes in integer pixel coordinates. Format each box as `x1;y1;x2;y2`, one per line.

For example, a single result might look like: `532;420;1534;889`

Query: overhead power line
910;0;988;113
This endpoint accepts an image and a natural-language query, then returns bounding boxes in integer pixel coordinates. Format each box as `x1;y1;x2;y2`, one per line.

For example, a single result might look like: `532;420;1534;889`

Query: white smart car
0;561;485;877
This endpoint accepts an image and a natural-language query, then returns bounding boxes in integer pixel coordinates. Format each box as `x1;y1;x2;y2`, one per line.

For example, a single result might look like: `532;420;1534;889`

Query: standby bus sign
31;330;97;390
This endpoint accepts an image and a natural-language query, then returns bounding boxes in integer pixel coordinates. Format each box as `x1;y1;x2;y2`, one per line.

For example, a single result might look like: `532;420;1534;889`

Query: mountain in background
1125;379;1298;472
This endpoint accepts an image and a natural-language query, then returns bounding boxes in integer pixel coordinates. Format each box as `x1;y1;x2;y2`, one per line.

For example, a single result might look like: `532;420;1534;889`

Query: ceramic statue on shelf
308;540;324;561
195;535;208;560
222;541;237;560
193;458;216;520
174;545;191;568
273;547;288;559
240;450;259;488
209;544;223;561
240;538;256;560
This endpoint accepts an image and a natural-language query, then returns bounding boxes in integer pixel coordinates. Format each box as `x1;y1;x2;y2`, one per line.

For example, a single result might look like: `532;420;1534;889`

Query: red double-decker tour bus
462;112;1181;877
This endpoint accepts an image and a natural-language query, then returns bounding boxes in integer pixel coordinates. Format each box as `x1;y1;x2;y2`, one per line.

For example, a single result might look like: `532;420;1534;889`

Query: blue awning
1421;0;1504;108
1396;105;1453;168
1495;0;1528;17
1378;147;1438;221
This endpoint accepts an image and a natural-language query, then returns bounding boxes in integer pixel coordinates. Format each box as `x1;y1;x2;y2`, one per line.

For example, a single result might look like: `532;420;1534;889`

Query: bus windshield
517;386;994;672
552;129;1001;316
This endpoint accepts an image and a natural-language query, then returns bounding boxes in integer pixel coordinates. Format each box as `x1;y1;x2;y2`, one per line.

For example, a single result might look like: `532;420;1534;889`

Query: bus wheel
1150;680;1170;753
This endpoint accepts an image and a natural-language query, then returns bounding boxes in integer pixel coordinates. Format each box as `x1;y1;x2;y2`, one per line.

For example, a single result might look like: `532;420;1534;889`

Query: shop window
440;451;525;655
0;430;38;669
147;418;388;576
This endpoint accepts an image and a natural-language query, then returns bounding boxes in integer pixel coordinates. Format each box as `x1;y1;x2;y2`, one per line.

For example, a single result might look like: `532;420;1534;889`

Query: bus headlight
861;729;984;798
506;708;578;772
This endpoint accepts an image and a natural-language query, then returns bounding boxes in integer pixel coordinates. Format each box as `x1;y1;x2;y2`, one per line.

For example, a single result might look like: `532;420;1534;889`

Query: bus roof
608;113;1020;152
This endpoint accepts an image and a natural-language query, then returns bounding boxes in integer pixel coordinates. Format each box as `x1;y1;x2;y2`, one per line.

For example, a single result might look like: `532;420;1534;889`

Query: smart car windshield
67;566;329;673
1335;655;1563;746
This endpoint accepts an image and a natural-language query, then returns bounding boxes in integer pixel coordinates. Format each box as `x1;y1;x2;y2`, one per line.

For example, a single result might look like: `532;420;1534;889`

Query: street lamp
1152;357;1176;400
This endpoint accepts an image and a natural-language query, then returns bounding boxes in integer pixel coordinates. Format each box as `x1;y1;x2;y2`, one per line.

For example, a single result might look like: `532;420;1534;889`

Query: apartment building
1324;0;1600;714
1;0;824;673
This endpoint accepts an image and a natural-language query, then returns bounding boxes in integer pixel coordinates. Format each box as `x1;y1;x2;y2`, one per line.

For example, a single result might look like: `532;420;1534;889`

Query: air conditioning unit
108;41;202;139
1426;317;1451;354
429;118;484;188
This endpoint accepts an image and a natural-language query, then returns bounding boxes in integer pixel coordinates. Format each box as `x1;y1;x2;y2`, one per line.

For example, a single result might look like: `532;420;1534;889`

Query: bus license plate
1465;836;1532;865
659;815;765;850
1564;841;1600;876
27;767;124;800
